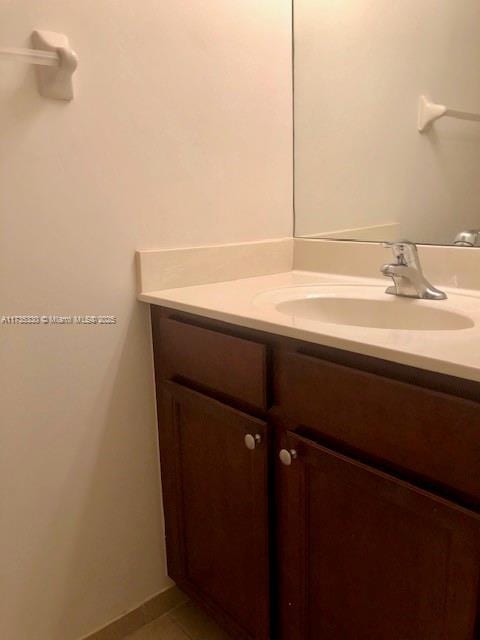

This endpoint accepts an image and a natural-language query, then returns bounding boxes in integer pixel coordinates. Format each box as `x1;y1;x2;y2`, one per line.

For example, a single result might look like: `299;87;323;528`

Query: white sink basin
254;285;475;331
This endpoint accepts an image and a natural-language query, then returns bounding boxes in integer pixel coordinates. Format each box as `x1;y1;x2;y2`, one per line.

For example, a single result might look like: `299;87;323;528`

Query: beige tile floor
124;600;232;640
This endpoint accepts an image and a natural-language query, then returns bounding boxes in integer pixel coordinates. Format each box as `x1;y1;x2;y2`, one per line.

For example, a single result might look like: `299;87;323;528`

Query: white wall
0;2;292;639
295;0;480;243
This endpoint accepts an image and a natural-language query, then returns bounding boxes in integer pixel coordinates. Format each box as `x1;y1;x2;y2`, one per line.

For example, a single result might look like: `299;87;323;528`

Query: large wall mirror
294;1;480;246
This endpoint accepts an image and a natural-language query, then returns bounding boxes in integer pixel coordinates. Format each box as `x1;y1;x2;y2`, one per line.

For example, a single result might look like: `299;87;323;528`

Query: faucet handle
383;240;419;267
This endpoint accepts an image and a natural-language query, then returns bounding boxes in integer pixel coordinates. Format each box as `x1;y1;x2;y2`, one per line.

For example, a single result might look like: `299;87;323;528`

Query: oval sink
275;297;473;330
253;285;475;331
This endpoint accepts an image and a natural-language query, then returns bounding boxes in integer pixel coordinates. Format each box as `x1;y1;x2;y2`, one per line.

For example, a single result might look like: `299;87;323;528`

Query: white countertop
139;270;480;383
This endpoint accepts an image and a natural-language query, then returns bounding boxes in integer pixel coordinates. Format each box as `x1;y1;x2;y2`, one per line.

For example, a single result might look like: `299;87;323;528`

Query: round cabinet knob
279;449;298;466
244;434;262;450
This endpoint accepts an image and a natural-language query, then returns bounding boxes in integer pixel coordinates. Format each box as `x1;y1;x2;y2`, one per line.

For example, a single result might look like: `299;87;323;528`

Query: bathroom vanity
135;0;480;633
149;296;480;640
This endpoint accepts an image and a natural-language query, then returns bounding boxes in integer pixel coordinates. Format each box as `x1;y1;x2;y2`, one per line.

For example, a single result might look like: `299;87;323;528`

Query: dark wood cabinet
276;351;480;504
159;381;270;640
277;432;480;640
155;316;268;411
151;306;480;640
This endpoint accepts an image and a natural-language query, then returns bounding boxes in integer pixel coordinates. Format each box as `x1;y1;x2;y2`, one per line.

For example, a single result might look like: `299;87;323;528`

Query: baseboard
82;586;188;640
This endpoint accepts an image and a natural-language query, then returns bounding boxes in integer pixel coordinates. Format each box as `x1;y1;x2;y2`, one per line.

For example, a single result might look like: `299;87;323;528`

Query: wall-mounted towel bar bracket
418;95;480;132
0;30;77;100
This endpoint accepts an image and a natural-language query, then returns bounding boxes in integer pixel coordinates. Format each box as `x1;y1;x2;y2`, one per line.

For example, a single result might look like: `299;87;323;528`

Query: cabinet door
277;432;480;640
159;381;270;640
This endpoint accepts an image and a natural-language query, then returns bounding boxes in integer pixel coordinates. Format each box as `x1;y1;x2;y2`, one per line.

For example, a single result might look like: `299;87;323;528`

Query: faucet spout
381;241;447;300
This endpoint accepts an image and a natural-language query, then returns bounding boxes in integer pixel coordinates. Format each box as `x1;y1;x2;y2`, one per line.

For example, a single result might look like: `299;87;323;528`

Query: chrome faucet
381;241;447;300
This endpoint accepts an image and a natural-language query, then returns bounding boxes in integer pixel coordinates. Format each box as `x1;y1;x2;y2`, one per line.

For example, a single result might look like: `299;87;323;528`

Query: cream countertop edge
138;270;480;384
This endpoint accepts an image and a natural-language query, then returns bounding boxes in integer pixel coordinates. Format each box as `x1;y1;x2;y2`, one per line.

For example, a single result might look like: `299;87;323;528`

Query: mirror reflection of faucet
453;230;480;247
381;241;447;300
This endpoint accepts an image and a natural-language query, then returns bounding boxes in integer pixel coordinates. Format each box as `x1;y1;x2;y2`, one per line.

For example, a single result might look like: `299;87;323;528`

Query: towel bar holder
0;30;77;100
418;95;480;132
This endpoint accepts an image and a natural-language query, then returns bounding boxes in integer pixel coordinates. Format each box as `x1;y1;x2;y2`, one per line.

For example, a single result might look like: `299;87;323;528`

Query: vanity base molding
150;306;480;640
